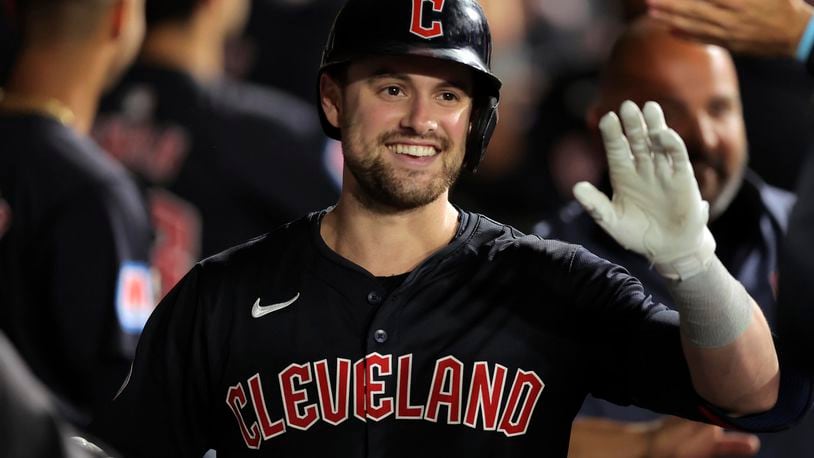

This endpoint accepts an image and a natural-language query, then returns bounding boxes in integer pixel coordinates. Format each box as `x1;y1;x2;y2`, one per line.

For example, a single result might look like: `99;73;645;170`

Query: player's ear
320;72;343;130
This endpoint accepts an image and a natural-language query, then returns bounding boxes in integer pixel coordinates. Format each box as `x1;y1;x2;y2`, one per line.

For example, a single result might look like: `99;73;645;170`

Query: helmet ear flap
464;96;499;173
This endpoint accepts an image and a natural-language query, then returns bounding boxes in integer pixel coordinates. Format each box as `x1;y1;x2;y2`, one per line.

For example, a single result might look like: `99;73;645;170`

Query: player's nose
687;112;720;154
400;96;438;136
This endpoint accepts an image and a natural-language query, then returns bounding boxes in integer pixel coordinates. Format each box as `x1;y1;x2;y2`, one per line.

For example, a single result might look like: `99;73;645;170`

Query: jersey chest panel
214;257;585;456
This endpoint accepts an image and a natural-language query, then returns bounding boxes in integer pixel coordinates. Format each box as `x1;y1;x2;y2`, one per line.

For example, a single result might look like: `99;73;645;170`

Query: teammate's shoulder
744;171;796;230
1;115;130;195
530;201;590;239
100;63;204;110
0;114;75;158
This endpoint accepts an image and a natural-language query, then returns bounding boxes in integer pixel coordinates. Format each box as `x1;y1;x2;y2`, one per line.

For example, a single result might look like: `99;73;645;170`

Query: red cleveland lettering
278;363;320;431
396;354;424;419
366;353;394;421
498;370;545;437
248;374;286;440
424;356;464;424
314;358;351;426
225;382;261;449
227;355;546;450
464;362;508;430
353;358;367;422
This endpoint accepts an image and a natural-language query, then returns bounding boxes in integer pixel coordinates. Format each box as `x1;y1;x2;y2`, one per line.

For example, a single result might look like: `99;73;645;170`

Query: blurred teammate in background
0;0;155;427
0;330;111;458
93;0;339;296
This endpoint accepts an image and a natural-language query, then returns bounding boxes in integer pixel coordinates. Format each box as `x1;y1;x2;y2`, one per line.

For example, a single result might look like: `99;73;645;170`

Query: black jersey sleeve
558;246;700;418
566;246;813;431
91;263;219;458
44;189;134;417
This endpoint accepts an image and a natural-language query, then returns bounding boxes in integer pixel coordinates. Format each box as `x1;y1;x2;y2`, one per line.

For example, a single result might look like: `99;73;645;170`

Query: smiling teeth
389;144;436;157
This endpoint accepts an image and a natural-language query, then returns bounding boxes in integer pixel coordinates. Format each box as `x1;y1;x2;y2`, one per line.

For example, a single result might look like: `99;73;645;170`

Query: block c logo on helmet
411;0;445;39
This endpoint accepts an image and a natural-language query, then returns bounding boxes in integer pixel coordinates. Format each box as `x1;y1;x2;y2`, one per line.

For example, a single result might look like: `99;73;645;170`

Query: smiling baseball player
90;1;812;456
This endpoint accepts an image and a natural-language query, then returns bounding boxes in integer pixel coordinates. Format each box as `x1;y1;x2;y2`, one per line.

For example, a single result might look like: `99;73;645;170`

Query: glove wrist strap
653;228;716;281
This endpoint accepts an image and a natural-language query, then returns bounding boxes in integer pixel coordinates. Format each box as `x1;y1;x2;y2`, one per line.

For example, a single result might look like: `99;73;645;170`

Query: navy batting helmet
318;0;501;172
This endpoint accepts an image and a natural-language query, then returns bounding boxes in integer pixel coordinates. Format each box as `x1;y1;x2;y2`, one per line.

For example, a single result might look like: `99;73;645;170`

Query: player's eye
383;86;404;97
708;98;734;119
439;91;459;102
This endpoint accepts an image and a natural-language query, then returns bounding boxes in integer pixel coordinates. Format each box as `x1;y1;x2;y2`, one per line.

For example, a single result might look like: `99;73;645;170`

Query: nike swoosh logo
251;293;300;318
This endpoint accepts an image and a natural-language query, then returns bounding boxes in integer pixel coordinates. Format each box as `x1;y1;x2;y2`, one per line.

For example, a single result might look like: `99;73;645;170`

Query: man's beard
342;129;463;213
689;147;747;220
709;161;745;220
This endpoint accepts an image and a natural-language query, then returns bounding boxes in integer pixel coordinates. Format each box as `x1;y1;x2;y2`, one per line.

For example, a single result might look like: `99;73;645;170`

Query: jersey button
374;329;388;343
367;291;383;305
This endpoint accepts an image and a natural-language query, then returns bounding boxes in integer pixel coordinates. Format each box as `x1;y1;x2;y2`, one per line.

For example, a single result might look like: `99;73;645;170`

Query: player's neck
321;193;460;277
140;22;225;83
5;45;106;134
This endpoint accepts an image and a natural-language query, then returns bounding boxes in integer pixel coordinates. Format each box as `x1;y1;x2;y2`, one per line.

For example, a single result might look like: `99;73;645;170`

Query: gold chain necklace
0;88;76;126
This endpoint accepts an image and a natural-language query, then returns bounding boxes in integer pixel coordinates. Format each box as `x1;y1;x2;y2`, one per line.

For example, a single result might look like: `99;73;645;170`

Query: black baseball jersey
92;210;812;457
93;63;340;296
0;114;156;426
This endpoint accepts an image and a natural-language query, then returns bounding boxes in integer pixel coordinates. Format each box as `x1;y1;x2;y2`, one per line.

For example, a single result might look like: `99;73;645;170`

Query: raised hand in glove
573;100;716;281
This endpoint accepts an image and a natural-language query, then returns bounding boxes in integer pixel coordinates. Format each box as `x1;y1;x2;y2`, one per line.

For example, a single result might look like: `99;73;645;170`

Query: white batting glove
573;101;716;281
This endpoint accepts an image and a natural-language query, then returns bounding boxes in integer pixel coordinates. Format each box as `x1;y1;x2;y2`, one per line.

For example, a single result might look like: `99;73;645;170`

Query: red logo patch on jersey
410;0;445;39
115;262;157;334
0;198;11;239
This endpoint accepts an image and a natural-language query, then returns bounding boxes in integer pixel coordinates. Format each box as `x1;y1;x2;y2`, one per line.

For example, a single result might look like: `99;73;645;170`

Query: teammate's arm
568;416;760;458
46;190;133;419
573;101;779;415
646;0;814;59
